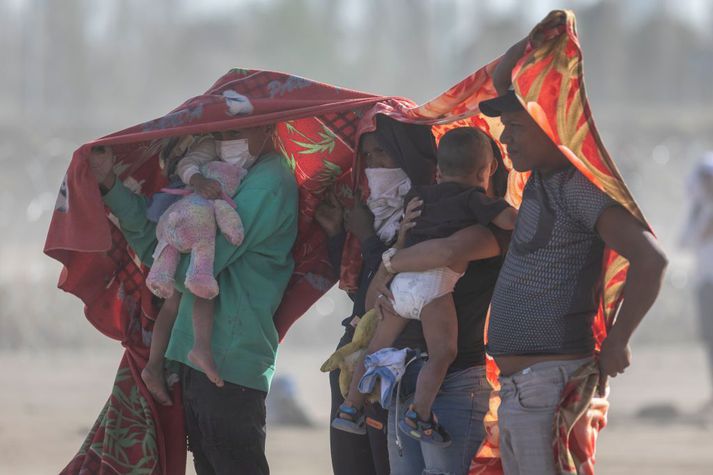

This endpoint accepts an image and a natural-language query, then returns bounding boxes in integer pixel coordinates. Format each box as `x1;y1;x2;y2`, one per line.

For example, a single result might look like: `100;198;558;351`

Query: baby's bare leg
412;294;458;420
343;309;408;411
141;292;181;406
187;296;223;387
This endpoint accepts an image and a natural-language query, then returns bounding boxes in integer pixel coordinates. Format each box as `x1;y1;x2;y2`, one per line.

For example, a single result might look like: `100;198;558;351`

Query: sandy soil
1;344;712;474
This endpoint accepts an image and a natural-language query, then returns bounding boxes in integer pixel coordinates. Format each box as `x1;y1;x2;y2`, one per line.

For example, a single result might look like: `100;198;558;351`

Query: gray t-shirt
487;166;617;356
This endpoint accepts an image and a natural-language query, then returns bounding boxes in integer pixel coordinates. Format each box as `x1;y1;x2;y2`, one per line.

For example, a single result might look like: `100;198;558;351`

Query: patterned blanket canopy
45;10;647;474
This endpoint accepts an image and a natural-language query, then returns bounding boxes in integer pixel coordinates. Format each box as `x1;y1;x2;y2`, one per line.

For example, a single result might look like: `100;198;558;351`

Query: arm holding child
491;206;518;230
365;197;504;313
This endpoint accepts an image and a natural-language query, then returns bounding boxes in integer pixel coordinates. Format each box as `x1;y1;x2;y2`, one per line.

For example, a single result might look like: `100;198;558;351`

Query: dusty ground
1;344;712;474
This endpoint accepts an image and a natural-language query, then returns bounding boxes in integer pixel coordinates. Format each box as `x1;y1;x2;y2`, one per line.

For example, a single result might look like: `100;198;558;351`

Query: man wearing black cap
477;75;667;472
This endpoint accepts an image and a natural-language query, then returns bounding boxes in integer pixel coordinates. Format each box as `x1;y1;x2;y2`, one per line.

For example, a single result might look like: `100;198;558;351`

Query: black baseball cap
479;88;524;117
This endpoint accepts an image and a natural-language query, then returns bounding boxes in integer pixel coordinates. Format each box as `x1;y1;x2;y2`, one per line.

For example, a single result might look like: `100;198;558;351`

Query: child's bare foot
188;349;224;387
141;366;173;406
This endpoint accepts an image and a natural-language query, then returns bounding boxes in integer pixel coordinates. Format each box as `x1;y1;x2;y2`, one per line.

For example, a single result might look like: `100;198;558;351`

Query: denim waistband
500;357;593;384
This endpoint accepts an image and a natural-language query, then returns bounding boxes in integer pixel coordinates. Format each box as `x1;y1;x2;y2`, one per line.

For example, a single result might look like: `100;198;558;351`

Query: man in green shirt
89;124;298;475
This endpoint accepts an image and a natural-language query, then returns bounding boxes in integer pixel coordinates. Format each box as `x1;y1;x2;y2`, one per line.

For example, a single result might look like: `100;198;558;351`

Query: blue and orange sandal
331;403;367;435
398;406;452;447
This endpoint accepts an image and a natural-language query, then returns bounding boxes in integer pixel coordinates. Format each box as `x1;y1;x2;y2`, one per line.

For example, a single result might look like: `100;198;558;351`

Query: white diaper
390;267;464;320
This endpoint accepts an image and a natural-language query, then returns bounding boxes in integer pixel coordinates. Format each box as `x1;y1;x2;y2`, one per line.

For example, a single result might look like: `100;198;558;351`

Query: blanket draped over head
45;10;648;475
45;69;394;474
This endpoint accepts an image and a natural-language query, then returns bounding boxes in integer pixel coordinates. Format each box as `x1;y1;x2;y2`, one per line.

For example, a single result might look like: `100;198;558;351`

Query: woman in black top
364;138;511;475
315;114;437;475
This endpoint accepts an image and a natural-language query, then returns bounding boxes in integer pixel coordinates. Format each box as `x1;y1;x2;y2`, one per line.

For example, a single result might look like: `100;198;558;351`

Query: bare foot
141;366;173;406
188;349;224;387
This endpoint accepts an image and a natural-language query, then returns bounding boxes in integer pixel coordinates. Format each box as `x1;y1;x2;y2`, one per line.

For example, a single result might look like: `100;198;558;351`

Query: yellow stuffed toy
320;309;379;399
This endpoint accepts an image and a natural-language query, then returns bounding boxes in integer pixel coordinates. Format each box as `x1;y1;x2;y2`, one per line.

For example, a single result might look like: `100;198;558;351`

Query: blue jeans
387;362;490;475
497;358;592;475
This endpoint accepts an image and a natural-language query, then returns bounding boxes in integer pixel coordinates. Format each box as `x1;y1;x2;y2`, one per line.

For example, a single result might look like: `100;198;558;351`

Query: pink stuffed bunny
146;161;246;299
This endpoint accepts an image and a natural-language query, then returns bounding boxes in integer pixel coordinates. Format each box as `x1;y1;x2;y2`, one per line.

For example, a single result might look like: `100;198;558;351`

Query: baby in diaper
332;127;516;445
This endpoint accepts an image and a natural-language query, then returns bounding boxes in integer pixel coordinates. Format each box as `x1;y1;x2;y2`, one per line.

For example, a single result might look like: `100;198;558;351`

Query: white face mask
364;167;411;243
217;138;257;169
364;167;410;199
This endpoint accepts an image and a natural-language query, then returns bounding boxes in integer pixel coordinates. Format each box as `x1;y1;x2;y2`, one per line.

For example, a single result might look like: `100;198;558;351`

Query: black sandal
398;405;452;447
331;403;367;435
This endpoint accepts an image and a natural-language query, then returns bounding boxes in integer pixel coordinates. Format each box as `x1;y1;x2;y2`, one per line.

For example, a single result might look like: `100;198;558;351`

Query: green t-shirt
103;152;298;392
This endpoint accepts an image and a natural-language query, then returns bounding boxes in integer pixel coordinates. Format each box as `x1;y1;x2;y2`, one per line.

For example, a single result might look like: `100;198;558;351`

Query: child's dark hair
160;136;184;178
437;127;493;177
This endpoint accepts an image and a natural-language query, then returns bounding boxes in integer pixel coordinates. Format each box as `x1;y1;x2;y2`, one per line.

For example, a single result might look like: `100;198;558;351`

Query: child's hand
88;145;116;189
315;191;344;237
374;291;397;321
367;264;395;317
396;197;422;247
190;174;223;200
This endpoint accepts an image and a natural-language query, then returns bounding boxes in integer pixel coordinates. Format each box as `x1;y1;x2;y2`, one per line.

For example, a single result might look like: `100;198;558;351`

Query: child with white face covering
146;132;269;221
140;126;275;407
177;132;266;197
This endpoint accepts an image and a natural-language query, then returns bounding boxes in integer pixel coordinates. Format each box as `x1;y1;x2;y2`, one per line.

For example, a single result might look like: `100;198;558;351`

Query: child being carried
140;131;266;405
332;127;516;446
